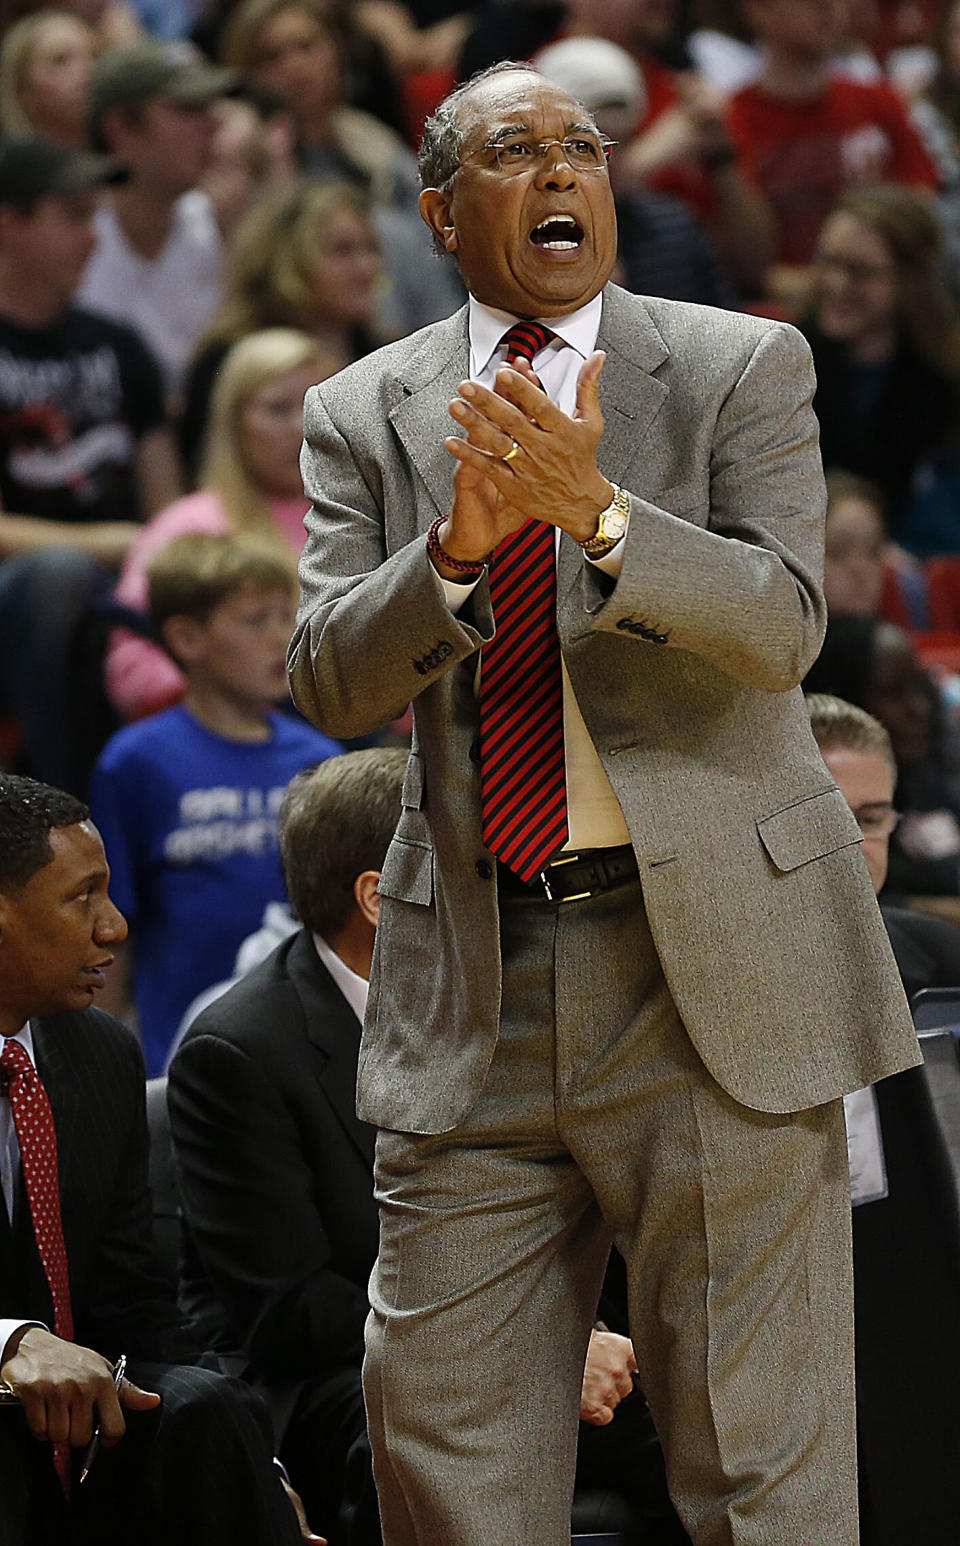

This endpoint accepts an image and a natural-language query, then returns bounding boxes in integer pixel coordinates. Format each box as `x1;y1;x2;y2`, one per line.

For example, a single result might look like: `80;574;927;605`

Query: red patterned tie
1;1037;74;1494
480;322;569;882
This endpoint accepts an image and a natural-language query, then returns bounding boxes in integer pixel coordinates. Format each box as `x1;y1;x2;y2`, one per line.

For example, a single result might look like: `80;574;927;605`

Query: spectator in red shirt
567;0;776;290
729;0;938;303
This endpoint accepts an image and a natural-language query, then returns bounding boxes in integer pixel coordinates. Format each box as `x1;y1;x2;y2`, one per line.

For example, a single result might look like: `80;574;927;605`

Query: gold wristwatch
578;484;629;559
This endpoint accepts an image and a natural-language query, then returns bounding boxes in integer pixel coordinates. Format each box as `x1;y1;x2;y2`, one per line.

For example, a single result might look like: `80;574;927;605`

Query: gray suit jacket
289;283;920;1132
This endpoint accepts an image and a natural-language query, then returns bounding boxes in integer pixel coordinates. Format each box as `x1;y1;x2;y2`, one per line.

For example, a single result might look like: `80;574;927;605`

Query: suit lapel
597;284;671;461
286;933;376;1170
30;1019;89;1294
559;285;671;603
31;1019;82;1197
388;305;470;533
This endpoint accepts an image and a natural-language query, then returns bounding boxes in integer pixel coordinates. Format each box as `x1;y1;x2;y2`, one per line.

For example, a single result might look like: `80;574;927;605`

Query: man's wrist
427;517;493;580
578;483;629;556
570;477;616;544
0;1320;44;1366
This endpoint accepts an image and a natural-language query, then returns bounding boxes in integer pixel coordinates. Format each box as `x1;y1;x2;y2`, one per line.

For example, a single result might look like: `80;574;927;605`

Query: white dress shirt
436;293;631;851
312;934;370;1024
0;1025;47;1366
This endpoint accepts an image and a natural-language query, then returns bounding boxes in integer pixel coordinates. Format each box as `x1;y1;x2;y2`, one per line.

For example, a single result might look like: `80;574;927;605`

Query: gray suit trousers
363;879;856;1546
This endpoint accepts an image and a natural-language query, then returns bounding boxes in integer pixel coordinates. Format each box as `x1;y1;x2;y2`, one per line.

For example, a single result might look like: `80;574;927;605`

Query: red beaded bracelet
426;516;492;576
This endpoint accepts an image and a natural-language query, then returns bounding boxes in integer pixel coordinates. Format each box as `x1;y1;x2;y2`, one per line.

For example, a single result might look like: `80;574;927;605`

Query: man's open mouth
530;215;584;252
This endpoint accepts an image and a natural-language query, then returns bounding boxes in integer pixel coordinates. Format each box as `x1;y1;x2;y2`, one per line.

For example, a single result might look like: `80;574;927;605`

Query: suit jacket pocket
757;787;862;873
377;836;434;905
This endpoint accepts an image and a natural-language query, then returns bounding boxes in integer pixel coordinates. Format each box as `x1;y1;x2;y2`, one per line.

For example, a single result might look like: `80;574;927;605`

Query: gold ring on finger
502;439;521;463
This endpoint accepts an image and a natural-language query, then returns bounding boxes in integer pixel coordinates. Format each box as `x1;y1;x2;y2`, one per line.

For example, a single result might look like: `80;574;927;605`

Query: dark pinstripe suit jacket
0;1007;193;1364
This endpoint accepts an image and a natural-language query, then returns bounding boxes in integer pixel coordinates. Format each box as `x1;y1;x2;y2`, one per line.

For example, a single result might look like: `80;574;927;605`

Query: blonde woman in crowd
4;0;140;50
180;178;384;477
0;9;96;147
107;327;338;721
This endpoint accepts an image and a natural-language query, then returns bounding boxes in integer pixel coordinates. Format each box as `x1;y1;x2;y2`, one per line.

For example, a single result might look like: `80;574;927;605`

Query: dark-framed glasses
479;134;617;174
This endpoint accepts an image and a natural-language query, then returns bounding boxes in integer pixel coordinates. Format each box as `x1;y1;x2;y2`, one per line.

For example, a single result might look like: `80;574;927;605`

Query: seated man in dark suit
806;691;960;1545
0;772;314;1546
806;692;960;995
169;748;686;1546
169;749;406;1545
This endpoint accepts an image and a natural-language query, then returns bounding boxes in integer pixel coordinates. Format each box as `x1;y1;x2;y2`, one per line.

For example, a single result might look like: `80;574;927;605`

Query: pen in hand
80;1352;126;1485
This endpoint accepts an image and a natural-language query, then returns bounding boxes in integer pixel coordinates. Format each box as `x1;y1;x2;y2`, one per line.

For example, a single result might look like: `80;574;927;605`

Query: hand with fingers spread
432;349;615;578
1;1325;160;1449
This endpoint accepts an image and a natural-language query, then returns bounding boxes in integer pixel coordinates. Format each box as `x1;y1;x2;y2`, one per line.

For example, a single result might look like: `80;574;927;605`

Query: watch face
601;510;628;541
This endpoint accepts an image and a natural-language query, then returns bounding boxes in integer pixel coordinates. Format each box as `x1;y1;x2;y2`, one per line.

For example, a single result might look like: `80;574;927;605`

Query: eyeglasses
853;803;901;838
468;134;617;176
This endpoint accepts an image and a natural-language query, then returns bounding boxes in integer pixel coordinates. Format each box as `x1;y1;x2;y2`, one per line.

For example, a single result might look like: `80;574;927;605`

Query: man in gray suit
288;60;921;1546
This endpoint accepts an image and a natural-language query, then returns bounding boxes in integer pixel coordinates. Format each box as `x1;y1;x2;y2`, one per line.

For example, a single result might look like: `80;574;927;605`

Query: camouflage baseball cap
91;43;238;123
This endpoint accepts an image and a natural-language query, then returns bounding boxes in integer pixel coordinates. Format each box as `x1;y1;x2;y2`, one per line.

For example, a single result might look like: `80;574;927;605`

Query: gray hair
278;748;407;939
418;60;543;190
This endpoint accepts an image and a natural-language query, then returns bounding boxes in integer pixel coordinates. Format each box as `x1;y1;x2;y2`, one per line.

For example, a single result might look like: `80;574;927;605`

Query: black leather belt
498;844;639;903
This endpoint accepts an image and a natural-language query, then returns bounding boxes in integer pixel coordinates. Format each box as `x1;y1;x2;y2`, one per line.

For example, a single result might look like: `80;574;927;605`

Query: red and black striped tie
480;322;568;882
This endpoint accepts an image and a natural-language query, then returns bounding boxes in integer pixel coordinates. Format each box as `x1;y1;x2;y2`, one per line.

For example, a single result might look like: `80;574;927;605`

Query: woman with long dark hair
802;183;960;535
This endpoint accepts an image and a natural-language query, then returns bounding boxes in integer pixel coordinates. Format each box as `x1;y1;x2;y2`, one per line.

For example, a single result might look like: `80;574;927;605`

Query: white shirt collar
468;292;603;378
311;933;369;1025
0;1024;34;1077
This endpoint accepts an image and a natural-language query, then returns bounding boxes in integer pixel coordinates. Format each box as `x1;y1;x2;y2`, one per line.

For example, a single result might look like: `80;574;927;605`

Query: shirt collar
468;292;603;378
0;1024;35;1086
311;933;369;1025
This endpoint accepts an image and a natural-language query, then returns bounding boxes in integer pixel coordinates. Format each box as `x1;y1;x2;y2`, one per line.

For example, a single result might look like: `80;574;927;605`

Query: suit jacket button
475;859;493;879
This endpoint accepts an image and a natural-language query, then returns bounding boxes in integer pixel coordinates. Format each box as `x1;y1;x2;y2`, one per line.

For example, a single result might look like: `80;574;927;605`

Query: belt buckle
539;853;592;905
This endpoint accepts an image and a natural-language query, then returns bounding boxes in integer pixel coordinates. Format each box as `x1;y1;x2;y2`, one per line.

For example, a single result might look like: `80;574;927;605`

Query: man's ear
353;870;382;929
418;187;458;254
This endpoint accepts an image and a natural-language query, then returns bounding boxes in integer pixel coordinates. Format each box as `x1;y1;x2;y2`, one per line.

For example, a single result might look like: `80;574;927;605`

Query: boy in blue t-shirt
90;532;341;1074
